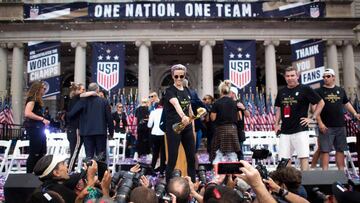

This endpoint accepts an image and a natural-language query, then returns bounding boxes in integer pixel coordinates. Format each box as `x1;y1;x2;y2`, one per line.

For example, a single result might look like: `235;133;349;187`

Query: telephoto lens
155;180;167;199
198;165;207;186
171;169;182;178
115;172;135;203
155;180;172;203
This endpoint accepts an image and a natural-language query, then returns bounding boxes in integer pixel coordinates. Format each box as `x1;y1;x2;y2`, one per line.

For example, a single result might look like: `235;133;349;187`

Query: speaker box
302;170;348;195
4;174;42;203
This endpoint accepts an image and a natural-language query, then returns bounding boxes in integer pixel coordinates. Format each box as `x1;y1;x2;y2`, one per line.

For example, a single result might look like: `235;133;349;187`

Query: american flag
0;97;14;128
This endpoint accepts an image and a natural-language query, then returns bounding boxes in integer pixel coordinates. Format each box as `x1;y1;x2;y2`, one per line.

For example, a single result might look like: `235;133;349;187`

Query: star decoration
106;49;111;54
237;47;242;52
245;53;250;58
229;53;234;58
237;53;242;58
98;55;103;60
106;55;111;60
114;55;119;60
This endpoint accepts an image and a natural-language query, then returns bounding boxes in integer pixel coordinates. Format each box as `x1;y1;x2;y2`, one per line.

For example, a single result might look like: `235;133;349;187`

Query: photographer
263;178;309;203
31;154;110;203
130;186;158;203
167;177;191;203
236;160;276;203
185;176;203;203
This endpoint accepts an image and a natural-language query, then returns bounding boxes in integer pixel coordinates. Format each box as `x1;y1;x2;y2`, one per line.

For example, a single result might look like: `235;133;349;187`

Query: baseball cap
323;68;335;76
230;86;238;95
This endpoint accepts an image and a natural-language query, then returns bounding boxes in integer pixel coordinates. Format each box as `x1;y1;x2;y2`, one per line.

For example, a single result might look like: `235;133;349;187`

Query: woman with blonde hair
210;80;241;165
163;64;196;182
66;82;85;172
24;81;50;173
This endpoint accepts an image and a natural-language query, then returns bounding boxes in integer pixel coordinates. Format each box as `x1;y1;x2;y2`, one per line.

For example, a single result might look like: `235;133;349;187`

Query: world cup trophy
172;107;207;134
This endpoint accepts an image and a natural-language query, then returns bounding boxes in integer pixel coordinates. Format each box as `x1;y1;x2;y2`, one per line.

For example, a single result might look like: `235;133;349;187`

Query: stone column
135;40;151;101
264;40;279;99
342;40;358;95
200;40;215;97
0;43;8;96
9;43;24;125
326;40;342;86
71;41;87;85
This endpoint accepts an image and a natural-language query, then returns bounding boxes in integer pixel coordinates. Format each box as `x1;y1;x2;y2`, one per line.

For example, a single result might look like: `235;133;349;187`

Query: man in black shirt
275;67;324;171
316;68;360;170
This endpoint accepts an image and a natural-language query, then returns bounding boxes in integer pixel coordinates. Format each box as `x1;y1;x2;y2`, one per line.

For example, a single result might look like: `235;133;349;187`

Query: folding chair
113;133;127;161
345;136;358;178
108;139;119;175
0;140;12;175
7;140;30;177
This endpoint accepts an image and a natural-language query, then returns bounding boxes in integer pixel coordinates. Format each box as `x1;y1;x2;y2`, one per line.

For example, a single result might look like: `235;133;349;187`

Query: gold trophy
172;107;207;134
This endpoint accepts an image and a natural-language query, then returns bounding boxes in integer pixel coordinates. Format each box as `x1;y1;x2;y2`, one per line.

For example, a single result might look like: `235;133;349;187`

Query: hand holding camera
86;160;98;186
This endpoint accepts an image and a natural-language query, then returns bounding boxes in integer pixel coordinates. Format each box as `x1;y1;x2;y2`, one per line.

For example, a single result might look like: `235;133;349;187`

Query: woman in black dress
24;81;50;173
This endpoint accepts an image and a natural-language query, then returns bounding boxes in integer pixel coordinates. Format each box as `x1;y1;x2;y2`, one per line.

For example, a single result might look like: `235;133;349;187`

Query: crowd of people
21;64;360;203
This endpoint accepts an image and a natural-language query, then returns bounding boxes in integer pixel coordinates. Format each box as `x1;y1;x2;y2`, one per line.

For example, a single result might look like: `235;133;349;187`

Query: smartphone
97;160;108;181
217;162;244;174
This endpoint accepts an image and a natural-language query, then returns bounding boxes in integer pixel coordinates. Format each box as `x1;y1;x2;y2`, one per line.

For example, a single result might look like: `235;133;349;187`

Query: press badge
284;105;291;118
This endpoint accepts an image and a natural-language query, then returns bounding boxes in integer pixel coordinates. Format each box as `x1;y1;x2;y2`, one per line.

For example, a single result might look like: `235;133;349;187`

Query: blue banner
24;1;325;20
290;39;324;88
27;41;61;98
91;42;125;95
224;40;257;95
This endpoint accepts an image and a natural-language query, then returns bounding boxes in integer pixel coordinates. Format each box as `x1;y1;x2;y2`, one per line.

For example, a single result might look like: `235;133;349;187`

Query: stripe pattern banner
91;42;125;93
224;40;257;95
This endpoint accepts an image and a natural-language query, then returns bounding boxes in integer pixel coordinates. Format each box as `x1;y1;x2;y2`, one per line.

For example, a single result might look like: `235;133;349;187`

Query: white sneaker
133;152;139;161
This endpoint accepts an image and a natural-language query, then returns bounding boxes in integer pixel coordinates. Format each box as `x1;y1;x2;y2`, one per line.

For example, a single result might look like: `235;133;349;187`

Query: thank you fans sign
224;40;257;94
291;39;324;88
91;42;125;93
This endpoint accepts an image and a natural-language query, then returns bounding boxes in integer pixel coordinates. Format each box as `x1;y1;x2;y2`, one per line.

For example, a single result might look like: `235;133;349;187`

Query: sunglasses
323;75;332;79
174;75;185;79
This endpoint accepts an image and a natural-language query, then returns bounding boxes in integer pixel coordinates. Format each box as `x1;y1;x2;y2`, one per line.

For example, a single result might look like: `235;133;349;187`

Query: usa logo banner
224;40;256;94
291;39;324;89
27;41;61;98
91;42;125;93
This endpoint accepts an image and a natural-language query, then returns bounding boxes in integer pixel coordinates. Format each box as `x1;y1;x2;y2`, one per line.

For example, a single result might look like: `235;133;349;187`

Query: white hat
323;68;335;76
39;155;67;178
230;86;238;95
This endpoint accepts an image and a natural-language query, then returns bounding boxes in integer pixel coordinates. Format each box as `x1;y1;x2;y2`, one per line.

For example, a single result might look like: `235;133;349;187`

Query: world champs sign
91;42;125;93
224;40;256;94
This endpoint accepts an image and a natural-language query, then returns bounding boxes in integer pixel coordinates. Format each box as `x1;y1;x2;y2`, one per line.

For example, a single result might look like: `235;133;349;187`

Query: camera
197;165;207;186
171;169;182;178
312;187;327;201
83;153;107;181
251;148;272;161
255;164;268;180
155;180;172;203
115;171;135;203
